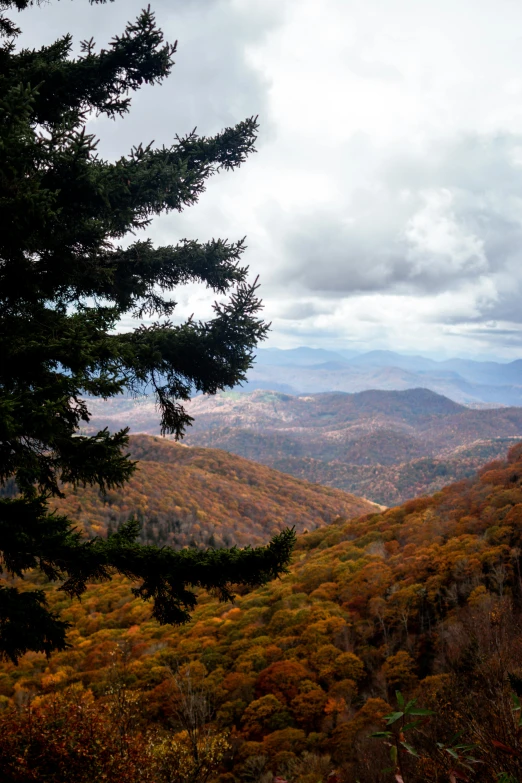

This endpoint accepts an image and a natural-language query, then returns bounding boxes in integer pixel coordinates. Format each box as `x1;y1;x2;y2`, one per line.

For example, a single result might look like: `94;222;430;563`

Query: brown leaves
449;770;470;782
491;738;519;755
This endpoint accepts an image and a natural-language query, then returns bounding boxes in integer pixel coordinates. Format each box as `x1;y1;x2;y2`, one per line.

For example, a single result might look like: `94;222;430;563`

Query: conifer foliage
0;0;295;663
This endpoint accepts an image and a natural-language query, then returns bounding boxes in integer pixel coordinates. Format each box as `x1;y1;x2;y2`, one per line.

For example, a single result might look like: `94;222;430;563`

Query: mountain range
244;347;522;406
85;387;522;505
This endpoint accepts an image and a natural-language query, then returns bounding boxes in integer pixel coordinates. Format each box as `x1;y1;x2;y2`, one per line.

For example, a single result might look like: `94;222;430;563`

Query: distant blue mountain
343;351;522;386
439;358;522;386
249;347;522;406
254;347;355;366
344;350;437;371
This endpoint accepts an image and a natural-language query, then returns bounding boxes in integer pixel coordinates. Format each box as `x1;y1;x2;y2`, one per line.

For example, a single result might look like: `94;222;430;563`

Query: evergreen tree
0;0;295;663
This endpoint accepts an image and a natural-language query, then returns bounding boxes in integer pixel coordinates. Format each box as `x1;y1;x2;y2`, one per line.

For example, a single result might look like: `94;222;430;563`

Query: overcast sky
14;0;522;360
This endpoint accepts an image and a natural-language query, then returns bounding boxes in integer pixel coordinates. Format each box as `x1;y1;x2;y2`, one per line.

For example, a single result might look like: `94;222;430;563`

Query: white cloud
13;0;522;359
404;189;488;279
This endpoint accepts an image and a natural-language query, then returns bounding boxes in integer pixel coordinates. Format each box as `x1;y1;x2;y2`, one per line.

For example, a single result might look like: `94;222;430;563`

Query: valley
9;355;522;780
85;387;522;505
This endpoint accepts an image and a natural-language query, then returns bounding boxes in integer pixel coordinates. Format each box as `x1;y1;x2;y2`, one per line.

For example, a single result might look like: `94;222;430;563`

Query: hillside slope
50;434;378;548
3;442;522;780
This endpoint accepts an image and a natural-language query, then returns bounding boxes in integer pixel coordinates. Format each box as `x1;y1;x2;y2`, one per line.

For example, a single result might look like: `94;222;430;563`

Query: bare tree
155;665;230;783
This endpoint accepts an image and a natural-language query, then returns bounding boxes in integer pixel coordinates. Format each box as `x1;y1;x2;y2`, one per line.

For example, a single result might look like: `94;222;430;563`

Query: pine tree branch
1;6;175;122
0;500;296;662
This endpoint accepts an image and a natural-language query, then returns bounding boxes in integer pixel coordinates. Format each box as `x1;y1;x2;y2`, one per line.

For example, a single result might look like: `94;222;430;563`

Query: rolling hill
85;388;522;505
48;434;379;548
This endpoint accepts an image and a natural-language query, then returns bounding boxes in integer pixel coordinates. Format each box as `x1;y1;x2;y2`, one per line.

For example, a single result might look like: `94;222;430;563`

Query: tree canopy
0;0;295;663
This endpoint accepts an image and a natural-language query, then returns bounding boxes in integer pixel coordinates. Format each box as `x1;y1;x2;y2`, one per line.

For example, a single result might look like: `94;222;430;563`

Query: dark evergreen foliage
0;0;295;662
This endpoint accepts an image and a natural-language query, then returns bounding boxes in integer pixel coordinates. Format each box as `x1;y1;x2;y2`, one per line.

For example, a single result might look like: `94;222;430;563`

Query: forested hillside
45;435;378;548
86;389;522;504
2;443;522;780
264;439;520;506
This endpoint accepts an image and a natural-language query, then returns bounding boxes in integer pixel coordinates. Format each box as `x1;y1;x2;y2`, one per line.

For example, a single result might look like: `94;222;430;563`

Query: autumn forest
2;435;522;781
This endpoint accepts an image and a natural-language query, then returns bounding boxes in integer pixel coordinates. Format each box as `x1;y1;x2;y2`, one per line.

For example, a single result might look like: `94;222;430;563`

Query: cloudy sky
15;0;522;359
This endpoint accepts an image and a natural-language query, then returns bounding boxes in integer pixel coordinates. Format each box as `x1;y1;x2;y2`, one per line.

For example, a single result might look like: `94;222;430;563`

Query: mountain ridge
248;347;522;405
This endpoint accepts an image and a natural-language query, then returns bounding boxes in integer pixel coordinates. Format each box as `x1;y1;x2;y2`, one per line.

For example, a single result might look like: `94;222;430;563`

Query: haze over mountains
244;347;522;406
